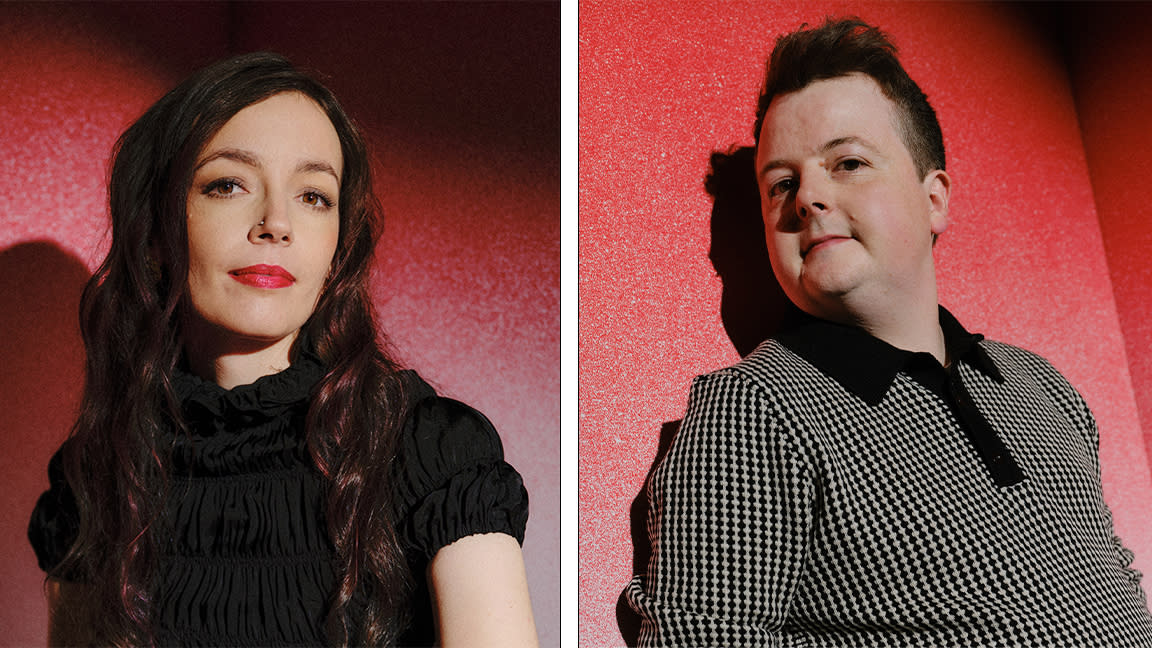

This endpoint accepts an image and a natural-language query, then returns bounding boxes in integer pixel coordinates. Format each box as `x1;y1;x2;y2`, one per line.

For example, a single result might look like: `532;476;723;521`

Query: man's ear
925;169;950;237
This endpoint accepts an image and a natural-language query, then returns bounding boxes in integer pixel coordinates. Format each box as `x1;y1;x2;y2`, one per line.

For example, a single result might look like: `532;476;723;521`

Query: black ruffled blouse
27;354;529;646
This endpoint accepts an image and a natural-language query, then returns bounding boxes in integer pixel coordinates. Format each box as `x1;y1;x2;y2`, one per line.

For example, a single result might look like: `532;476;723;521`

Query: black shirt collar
775;306;1004;406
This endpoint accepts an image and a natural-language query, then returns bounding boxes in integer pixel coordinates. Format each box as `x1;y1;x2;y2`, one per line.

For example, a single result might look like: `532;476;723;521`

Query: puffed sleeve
28;444;81;578
391;379;529;562
624;369;817;647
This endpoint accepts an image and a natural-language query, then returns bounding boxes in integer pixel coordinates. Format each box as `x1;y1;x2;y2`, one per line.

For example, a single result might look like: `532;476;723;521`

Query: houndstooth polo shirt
625;308;1152;647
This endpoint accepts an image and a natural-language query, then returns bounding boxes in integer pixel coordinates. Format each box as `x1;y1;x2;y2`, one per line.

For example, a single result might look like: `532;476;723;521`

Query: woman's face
184;91;342;351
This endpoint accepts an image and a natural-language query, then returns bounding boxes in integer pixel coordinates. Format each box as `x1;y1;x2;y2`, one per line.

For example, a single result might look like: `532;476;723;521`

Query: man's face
755;74;949;323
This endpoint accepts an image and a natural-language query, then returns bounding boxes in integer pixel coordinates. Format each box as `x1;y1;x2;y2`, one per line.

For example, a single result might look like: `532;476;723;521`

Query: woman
27;52;537;647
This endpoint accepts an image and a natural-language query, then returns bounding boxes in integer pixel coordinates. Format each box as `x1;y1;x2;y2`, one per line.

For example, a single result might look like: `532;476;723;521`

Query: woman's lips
228;264;296;289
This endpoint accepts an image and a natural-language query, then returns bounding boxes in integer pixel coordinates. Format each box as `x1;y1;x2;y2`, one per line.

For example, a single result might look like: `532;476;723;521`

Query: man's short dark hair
753;17;945;178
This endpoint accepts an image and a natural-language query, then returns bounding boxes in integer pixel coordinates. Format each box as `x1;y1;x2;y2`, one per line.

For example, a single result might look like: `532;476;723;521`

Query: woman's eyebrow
195;147;261;171
296;159;340;185
194;148;338;185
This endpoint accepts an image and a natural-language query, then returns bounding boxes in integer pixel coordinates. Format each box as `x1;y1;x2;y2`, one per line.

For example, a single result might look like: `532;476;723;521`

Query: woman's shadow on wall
0;241;89;642
1;240;89;495
616;146;798;644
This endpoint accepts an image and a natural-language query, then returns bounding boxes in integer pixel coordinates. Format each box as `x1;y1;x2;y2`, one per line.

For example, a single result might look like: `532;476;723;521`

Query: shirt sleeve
624;369;817;647
391;392;529;562
27;444;81;578
1085;412;1150;608
1018;349;1149;608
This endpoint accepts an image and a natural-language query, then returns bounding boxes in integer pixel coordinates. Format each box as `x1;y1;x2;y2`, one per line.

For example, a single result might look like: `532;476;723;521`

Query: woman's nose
249;198;292;244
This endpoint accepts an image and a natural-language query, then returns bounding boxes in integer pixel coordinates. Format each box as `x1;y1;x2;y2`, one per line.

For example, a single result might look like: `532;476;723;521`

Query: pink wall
580;1;1152;645
1067;2;1152;466
0;3;558;645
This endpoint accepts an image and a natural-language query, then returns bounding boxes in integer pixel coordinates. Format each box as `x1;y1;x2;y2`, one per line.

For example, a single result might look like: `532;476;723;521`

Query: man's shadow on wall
616;146;798;644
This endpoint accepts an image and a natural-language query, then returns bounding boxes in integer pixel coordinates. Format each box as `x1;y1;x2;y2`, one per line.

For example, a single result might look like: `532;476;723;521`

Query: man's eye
769;178;796;198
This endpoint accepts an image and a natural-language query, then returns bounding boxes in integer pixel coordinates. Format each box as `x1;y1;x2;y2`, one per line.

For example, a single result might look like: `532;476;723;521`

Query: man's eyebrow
758;157;792;177
758;135;878;178
820;135;876;153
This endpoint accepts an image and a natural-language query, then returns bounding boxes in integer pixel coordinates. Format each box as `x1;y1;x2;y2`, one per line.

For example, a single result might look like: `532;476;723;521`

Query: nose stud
259;219;265;226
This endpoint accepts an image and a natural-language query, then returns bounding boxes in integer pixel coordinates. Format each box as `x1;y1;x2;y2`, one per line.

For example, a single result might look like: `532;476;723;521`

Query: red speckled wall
0;2;558;645
580;1;1152;644
1067;2;1152;469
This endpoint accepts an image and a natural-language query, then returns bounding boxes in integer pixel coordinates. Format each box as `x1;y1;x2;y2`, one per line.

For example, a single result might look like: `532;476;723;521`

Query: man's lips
229;264;296;289
802;234;852;257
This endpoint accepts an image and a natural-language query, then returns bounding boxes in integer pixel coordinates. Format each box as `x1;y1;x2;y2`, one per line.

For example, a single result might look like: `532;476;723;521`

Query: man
625;18;1152;647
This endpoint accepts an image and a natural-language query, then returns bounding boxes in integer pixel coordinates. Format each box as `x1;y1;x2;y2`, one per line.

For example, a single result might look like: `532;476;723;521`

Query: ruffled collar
172;351;327;422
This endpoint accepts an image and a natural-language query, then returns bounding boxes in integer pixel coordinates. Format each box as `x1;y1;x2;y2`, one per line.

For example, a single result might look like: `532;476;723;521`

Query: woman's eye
301;191;334;209
203;179;244;197
837;158;863;172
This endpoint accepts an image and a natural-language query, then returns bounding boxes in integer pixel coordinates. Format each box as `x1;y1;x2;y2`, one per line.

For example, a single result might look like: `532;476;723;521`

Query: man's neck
814;264;948;364
850;303;947;365
811;279;947;364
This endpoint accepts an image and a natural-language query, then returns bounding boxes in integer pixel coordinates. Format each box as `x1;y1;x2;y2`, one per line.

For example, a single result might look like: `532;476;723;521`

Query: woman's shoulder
398;371;506;473
391;371;528;558
28;440;82;577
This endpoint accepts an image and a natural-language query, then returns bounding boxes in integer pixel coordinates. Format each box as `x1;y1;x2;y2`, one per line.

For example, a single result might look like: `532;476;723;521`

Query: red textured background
580;2;1152;645
0;2;558;645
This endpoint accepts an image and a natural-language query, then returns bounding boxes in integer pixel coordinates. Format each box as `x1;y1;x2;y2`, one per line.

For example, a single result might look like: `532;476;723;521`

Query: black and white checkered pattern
625;338;1152;647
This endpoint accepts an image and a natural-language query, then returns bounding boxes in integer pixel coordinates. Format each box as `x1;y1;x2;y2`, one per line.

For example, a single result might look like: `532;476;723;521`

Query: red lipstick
229;264;296;289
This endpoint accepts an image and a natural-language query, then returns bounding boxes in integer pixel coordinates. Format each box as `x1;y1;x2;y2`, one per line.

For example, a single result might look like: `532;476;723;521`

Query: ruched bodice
29;356;529;647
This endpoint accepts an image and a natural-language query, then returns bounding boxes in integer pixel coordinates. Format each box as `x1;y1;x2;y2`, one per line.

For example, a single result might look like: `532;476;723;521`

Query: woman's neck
183;330;298;390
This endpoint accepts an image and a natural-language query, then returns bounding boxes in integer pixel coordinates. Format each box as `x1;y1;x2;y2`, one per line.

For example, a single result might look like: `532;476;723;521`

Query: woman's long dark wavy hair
52;52;412;646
